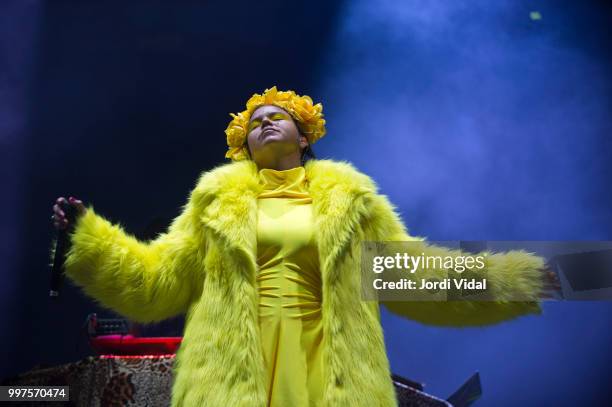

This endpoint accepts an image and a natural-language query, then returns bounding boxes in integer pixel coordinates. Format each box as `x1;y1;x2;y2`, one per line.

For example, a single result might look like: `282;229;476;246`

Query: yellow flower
225;112;248;147
225;145;250;161
223;86;326;161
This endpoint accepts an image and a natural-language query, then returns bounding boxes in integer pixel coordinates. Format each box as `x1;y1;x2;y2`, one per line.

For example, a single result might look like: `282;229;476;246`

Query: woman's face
246;105;308;164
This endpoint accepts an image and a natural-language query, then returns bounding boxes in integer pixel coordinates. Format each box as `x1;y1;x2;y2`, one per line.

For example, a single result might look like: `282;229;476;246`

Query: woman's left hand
539;264;563;300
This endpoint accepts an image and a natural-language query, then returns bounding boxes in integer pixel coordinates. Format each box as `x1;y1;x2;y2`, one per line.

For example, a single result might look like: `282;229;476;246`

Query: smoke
314;0;612;240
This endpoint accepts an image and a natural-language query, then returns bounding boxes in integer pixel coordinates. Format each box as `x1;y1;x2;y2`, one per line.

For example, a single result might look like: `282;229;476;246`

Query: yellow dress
256;166;324;407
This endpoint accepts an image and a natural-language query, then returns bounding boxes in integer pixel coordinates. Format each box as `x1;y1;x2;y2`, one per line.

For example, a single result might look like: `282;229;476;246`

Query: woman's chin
260;134;285;145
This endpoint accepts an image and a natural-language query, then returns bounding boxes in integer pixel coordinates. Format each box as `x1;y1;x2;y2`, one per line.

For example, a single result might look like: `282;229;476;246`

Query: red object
89;335;182;355
99;354;176;359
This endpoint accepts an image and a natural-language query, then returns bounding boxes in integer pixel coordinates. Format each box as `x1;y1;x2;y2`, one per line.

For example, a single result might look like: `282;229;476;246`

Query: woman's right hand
52;196;86;230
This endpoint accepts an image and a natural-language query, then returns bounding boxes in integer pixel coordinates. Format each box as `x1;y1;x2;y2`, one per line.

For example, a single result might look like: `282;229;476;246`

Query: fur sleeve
364;192;545;327
62;199;204;323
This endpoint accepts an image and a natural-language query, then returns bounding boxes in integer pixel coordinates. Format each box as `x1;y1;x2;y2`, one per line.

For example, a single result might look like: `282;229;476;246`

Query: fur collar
191;159;380;282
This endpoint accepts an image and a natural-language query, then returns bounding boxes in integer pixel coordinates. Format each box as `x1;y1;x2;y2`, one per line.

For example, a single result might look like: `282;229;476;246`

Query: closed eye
270;113;289;121
248;120;261;133
248;112;291;132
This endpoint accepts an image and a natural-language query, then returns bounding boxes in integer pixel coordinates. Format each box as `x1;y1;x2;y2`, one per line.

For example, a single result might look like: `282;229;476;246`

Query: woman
52;86;558;406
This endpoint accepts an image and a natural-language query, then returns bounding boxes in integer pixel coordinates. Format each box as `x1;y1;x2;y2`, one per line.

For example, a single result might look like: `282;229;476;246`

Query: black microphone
50;201;78;298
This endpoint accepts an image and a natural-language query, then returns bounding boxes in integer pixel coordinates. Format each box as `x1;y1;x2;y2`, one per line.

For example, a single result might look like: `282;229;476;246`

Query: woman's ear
299;134;309;150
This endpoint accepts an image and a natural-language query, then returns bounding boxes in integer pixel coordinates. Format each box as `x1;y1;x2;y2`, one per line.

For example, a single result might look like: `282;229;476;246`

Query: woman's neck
255;153;302;171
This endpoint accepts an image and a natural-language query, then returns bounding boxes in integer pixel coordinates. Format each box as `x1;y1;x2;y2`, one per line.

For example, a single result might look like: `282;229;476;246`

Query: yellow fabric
256;166;324;407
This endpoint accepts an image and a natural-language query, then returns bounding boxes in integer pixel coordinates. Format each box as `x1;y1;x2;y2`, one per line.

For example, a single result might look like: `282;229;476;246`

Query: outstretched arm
381;237;547;326
364;193;549;327
60;198;204;323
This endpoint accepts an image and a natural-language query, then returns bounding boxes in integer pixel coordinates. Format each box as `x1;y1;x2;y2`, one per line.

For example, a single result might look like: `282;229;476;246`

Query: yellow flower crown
224;86;326;161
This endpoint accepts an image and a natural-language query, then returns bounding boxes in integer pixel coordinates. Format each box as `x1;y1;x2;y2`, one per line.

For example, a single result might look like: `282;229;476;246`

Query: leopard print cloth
2;355;451;406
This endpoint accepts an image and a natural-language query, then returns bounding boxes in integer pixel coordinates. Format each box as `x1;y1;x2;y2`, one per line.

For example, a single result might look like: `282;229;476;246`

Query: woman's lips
261;127;279;137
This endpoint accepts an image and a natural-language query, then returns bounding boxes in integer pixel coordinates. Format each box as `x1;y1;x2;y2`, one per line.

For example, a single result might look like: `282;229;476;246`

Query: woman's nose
261;116;273;128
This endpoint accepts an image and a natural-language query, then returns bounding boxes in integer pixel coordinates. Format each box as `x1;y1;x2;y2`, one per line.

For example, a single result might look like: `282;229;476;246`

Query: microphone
50;201;78;298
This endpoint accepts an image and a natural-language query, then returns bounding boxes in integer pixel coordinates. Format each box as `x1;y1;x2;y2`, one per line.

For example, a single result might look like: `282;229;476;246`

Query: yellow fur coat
63;159;545;406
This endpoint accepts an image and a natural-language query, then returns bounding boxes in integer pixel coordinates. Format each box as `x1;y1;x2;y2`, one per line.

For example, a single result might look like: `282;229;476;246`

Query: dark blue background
2;1;611;405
